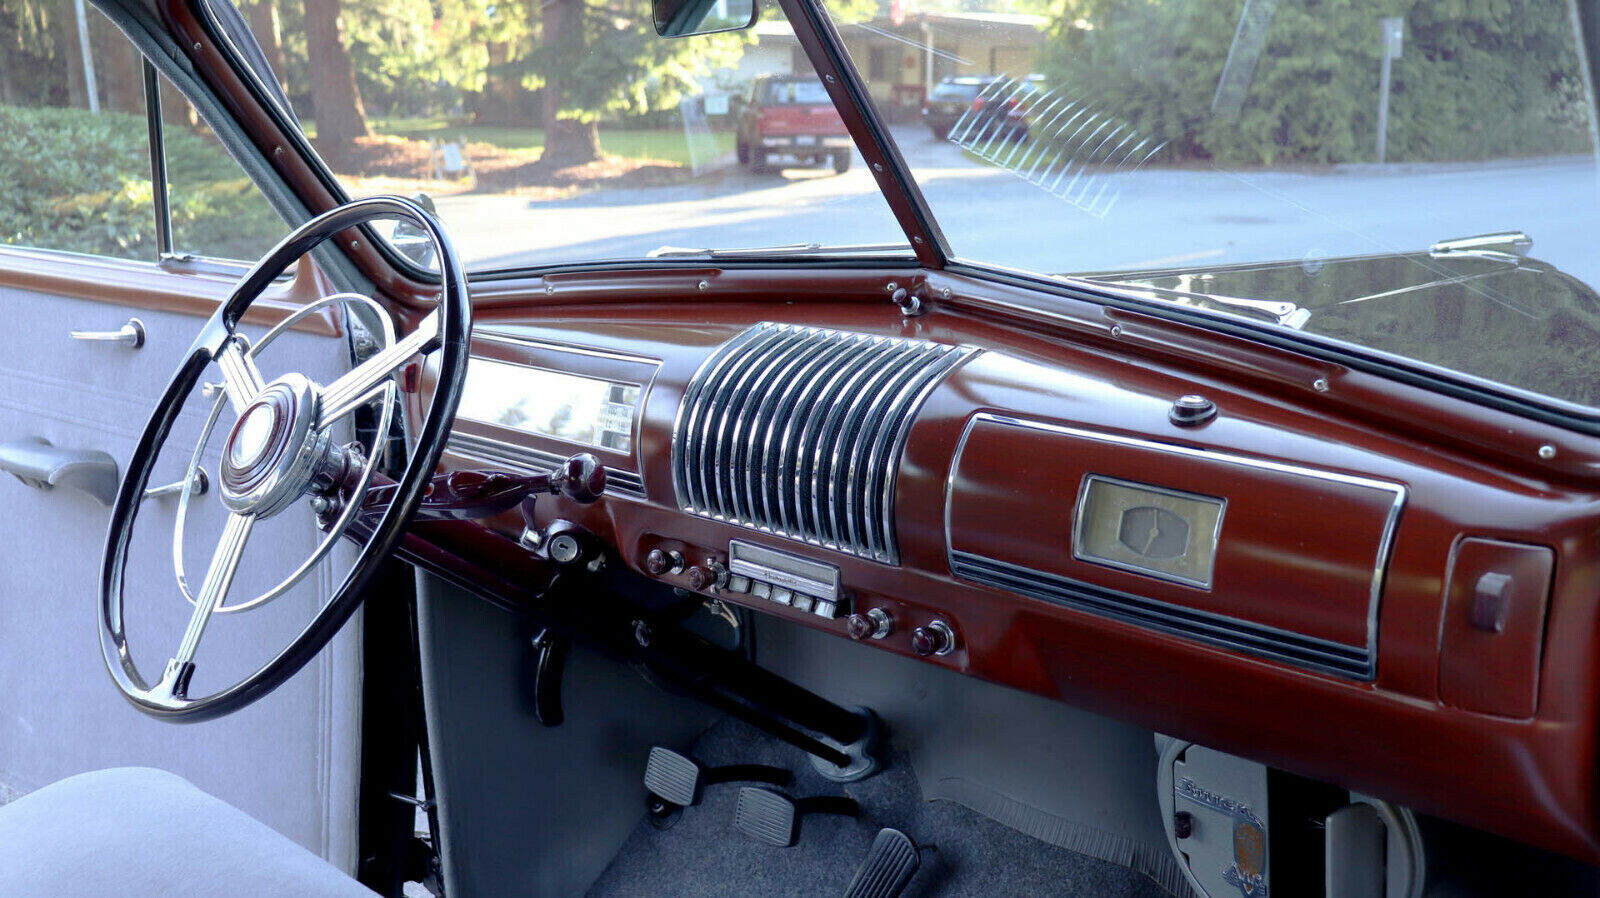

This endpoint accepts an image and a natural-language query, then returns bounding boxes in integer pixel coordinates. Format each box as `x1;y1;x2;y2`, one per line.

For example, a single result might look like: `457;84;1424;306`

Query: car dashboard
401;267;1600;866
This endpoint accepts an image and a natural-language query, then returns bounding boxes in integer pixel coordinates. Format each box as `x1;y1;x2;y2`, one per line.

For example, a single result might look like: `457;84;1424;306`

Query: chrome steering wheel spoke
214;337;266;414
318;309;438;426
159;511;255;700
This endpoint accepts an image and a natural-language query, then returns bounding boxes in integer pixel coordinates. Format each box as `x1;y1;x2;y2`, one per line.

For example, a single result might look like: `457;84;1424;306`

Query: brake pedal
643;746;791;808
843;828;922;898
733;786;859;847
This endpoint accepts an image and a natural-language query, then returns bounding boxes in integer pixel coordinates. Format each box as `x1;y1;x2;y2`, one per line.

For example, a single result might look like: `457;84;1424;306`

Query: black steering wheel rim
99;195;471;722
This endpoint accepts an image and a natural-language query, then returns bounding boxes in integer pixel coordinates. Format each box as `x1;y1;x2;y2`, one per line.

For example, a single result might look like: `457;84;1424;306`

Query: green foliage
0;105;285;261
521;1;751;122
1039;0;1592;165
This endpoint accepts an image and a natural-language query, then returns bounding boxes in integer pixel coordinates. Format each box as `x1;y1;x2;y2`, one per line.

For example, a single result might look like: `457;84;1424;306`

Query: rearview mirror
653;0;756;37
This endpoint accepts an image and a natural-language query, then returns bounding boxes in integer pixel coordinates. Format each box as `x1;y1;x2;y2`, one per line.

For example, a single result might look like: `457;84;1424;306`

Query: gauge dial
1074;475;1226;588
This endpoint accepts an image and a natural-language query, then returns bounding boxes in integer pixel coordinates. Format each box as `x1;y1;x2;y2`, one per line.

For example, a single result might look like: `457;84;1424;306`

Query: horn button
219;374;335;519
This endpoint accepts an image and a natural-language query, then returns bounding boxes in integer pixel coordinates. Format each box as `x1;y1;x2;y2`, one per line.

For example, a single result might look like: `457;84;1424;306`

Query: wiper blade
1428;230;1533;265
646;242;911;259
1076;277;1311;329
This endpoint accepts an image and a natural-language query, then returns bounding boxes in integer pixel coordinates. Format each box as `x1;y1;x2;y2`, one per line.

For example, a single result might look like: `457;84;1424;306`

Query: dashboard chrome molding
672;323;976;564
473;328;663;366
949;551;1374;680
945;412;1408;681
447;431;646;498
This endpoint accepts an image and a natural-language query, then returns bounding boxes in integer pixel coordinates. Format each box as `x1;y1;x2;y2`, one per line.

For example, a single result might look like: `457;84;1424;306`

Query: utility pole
73;0;99;113
1376;17;1403;163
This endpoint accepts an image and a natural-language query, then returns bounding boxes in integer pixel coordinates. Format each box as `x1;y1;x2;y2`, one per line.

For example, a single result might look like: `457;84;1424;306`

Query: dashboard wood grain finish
406;281;1600;866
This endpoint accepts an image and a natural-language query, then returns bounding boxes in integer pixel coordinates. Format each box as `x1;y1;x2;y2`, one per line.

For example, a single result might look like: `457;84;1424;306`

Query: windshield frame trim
939;258;1600;437
776;0;951;270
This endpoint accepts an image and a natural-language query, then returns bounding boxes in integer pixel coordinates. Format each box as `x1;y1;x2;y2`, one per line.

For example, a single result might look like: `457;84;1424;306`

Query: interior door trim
0;247;342;338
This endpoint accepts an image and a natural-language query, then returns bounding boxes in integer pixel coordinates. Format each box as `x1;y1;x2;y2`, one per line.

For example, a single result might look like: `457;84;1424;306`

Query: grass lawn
367;116;734;167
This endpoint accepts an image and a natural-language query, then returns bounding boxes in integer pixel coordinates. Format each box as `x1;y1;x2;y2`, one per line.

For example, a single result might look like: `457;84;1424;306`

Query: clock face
1074;475;1226;588
1117;506;1190;559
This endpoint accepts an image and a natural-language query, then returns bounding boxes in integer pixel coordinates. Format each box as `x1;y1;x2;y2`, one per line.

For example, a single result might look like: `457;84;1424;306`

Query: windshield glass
254;0;908;270
832;0;1600;409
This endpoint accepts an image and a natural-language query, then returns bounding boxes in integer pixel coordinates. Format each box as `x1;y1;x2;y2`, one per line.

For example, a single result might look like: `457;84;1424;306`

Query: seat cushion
0;768;378;897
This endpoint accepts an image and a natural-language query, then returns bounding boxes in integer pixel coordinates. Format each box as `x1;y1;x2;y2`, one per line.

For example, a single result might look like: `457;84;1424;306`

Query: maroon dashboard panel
410;271;1600;865
946;412;1403;672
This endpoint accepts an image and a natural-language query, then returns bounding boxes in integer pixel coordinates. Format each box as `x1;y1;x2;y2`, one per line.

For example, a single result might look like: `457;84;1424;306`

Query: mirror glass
653;0;756;38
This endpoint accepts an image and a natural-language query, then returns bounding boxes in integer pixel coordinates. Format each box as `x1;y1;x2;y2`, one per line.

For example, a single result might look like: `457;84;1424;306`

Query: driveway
434;125;1600;288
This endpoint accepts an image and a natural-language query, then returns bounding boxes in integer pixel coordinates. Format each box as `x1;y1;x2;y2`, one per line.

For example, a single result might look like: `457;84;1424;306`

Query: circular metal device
1169;394;1217;427
217;373;335;519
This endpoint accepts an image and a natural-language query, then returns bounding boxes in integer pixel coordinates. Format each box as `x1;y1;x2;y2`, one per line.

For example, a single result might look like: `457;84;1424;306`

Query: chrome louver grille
672;323;973;564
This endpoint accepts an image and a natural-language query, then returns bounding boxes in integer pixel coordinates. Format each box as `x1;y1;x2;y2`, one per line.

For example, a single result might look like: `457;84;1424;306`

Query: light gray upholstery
0;282;362;869
0;767;376;897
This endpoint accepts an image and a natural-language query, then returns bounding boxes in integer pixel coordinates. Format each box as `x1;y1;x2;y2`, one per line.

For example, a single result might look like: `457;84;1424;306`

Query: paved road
436;125;1600;289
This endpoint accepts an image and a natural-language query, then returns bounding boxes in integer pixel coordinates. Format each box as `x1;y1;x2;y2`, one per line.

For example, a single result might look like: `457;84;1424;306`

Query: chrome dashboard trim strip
473;329;662;366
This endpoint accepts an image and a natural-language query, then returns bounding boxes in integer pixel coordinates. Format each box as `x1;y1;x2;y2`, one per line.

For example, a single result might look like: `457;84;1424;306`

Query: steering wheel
99;195;470;722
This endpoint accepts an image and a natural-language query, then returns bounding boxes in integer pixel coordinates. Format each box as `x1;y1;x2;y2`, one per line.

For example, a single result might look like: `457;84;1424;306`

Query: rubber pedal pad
644;747;702;807
734;787;858;848
843;828;920;898
644;747;792;808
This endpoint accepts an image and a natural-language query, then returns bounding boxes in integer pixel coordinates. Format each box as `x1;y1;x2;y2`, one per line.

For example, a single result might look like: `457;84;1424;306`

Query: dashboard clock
1073;475;1226;588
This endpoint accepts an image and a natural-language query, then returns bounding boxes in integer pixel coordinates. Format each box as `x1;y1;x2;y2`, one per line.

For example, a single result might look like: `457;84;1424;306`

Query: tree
303;0;368;149
520;0;749;166
244;0;288;94
1036;0;1590;165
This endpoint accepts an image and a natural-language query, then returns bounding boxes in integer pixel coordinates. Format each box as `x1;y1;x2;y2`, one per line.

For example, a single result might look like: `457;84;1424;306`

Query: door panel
0;265;362;870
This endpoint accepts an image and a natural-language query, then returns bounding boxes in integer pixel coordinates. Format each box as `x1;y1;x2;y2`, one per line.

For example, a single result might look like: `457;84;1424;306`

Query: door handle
0;436;120;505
70;318;145;348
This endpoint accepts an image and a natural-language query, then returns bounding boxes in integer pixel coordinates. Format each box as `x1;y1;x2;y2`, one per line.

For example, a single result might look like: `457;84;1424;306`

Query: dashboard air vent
672;323;973;564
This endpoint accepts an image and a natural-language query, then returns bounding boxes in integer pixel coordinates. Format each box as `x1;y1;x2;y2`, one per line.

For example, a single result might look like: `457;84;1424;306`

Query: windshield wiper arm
646;242;911;259
1428;230;1533;265
1076;278;1311;329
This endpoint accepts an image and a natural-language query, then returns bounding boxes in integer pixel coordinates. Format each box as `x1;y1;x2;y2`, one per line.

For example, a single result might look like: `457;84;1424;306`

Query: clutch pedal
733;786;859;847
643;746;791;808
843;828;923;898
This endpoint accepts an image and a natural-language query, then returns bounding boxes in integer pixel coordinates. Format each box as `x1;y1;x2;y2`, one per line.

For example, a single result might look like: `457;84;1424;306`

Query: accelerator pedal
843;828;922;898
733;786;859;848
644;747;791;808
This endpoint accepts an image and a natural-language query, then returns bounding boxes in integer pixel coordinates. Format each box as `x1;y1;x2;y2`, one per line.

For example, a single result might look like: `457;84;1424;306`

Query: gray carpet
588;718;1175;898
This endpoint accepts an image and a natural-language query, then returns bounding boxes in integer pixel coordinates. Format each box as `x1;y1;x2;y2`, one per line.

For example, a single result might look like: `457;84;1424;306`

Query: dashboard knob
847;608;893;641
645;548;684;576
910;620;957;657
846;614;873;641
687;566;711;591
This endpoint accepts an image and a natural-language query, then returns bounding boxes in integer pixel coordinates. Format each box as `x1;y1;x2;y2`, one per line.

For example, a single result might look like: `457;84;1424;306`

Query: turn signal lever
338;452;605;528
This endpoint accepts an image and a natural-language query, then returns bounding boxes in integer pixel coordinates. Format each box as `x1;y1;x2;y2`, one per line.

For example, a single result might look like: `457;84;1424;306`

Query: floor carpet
588;718;1175;898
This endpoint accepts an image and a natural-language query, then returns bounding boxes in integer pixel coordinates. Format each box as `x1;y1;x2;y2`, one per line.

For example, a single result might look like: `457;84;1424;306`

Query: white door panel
0;280;362;872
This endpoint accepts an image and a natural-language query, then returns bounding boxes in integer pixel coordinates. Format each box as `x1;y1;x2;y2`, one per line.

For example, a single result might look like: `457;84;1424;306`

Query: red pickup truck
735;74;854;174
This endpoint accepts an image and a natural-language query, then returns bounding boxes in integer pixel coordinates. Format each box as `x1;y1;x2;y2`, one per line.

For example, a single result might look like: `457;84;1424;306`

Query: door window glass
1;0;286;264
0;1;154;260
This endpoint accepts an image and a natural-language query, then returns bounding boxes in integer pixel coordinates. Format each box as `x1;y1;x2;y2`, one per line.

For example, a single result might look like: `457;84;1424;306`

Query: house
713;11;1047;120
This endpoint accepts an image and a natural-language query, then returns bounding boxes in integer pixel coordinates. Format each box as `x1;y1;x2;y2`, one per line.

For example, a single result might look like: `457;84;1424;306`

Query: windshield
256;0;909;271
833;0;1600;409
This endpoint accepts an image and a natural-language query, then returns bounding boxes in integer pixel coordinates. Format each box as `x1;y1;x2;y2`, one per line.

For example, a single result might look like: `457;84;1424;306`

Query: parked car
736;73;854;173
4;1;1600;897
921;74;997;139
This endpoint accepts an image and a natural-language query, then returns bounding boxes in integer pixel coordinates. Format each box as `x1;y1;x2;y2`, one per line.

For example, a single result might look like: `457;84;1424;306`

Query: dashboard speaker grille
672;323;972;564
